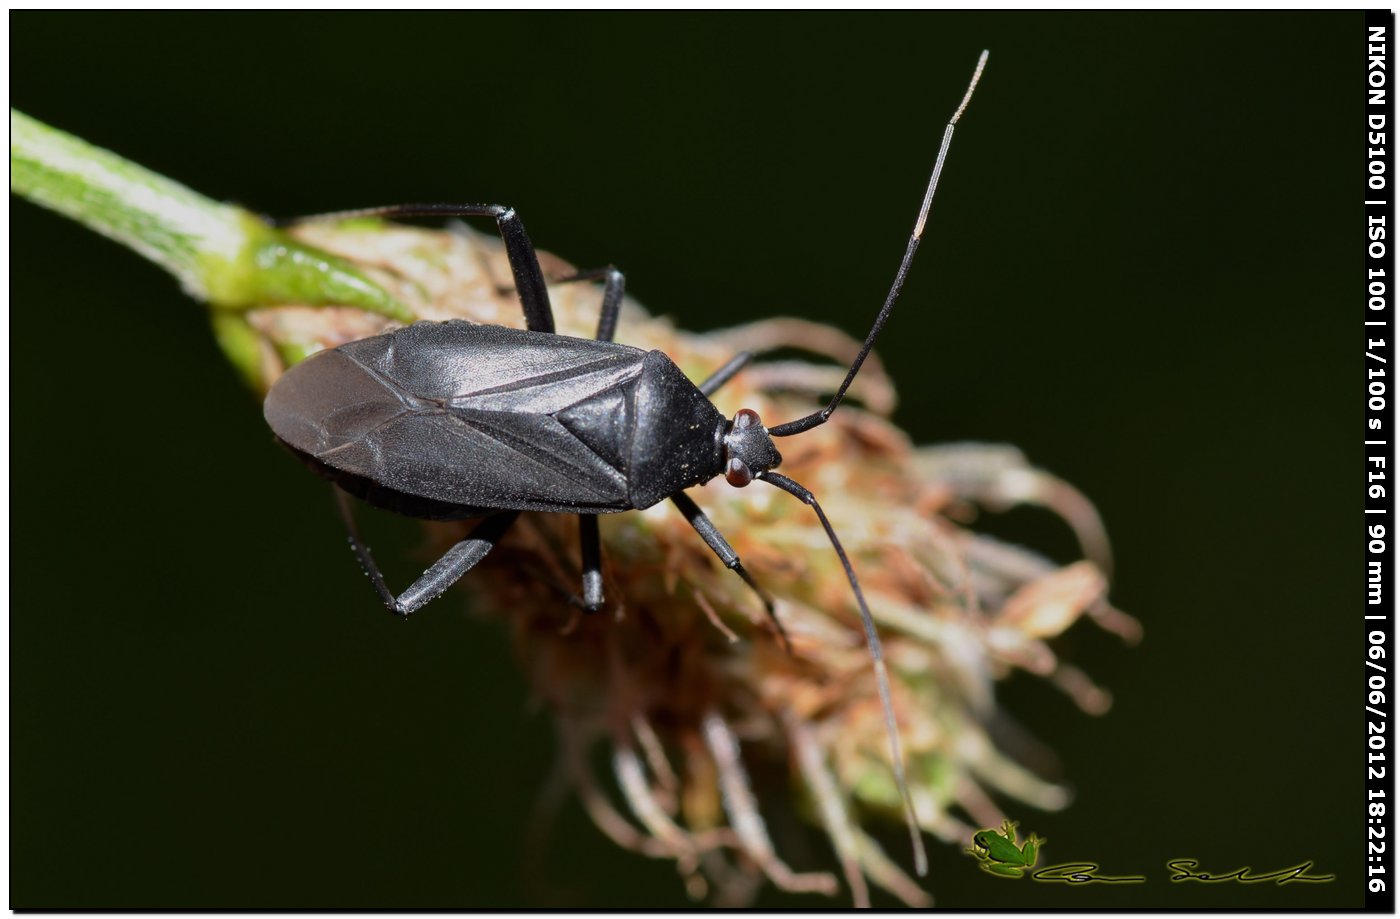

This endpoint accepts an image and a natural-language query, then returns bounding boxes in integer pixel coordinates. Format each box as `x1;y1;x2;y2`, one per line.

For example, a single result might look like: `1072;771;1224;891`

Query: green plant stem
10;109;411;321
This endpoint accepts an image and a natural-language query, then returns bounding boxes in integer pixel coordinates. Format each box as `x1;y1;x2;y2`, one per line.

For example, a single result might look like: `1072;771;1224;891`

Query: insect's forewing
265;321;647;512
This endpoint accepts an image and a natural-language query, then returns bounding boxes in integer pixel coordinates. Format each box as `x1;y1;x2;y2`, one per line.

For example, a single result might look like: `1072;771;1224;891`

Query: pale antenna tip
952;50;990;125
911;51;990;239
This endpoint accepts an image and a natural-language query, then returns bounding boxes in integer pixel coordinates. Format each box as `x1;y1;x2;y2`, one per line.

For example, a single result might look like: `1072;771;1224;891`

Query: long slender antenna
768;50;988;439
758;470;928;878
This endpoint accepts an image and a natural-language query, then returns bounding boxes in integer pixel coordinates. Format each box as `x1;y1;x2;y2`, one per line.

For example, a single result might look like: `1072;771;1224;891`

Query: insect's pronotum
263;52;991;878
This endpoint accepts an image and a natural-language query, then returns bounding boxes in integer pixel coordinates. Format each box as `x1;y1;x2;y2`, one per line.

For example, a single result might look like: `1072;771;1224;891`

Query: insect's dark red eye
725;458;754;487
735;408;761;430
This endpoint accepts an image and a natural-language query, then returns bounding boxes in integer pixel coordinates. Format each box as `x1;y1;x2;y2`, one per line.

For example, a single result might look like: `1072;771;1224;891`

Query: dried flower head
233;219;1138;907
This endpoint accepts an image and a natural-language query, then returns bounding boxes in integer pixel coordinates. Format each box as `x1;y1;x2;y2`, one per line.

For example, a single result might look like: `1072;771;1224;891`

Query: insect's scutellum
264;50;991;889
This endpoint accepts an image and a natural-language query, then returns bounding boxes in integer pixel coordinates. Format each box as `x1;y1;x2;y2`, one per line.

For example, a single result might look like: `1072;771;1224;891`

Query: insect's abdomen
625;351;727;509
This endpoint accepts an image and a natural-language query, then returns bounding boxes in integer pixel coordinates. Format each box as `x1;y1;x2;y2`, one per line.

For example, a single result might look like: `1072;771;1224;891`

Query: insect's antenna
757;470;929;877
767;50;988;439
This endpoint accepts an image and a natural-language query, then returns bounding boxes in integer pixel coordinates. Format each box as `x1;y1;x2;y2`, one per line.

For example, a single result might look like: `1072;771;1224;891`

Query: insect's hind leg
278;203;556;334
669;491;790;651
334;488;519;616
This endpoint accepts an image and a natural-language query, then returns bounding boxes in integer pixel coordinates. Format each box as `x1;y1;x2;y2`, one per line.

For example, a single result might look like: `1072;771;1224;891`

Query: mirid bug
263;52;990;875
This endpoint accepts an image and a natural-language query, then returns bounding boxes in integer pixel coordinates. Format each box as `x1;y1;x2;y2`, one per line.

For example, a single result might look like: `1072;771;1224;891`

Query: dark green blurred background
12;12;1361;909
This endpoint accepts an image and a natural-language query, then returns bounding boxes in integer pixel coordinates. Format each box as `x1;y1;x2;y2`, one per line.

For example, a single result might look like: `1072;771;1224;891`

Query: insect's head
722;408;782;487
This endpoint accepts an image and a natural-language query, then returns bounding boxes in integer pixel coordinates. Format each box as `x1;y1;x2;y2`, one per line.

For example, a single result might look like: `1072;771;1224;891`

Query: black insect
264;52;989;874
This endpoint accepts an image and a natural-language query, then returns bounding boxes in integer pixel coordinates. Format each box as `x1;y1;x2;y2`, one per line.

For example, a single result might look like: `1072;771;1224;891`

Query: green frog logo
966;820;1045;878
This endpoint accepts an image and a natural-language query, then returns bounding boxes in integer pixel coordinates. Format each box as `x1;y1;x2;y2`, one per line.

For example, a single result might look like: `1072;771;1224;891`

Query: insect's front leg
668;491;789;652
697;351;755;397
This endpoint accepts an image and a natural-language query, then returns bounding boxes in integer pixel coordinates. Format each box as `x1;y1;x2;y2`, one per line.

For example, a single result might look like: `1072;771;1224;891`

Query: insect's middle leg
577;514;604;612
669;491;790;651
552;266;625;343
551;265;626;611
334;488;519;616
